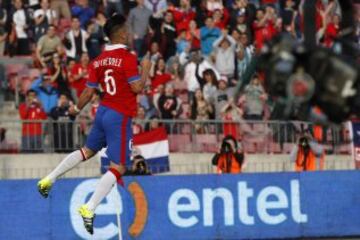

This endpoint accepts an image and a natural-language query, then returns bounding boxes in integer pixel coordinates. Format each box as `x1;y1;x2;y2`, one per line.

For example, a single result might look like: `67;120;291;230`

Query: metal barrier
0;119;352;154
0;157;354;179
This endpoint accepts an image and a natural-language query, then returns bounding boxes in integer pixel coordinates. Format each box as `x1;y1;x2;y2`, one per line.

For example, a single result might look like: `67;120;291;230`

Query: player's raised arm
69;62;98;116
130;56;152;93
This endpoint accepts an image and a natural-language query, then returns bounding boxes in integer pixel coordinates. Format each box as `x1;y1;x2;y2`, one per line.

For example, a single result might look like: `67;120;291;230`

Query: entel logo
70;179;307;239
168;180;308;228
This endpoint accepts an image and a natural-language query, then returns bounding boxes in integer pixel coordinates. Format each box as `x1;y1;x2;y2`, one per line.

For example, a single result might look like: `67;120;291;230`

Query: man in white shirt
12;0;30;55
184;50;220;102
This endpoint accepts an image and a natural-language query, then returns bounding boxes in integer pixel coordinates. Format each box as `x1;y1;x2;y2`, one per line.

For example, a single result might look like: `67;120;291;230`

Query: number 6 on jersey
104;69;116;95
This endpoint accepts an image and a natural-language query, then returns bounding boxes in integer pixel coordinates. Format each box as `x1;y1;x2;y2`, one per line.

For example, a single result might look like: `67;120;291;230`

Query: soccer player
37;14;151;235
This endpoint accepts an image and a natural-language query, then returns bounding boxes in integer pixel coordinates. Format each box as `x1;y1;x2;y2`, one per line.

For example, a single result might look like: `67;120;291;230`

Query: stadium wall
0;171;359;239
0;153;353;179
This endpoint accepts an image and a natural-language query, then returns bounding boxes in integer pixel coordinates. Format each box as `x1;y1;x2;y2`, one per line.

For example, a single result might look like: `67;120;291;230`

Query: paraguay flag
133;127;170;173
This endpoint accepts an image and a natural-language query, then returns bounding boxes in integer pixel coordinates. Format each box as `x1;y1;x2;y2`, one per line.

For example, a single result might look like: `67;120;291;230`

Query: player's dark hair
104;14;127;40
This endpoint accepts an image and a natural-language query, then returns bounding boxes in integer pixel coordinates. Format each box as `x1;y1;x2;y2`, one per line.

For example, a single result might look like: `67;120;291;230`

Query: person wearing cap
30;69;59;114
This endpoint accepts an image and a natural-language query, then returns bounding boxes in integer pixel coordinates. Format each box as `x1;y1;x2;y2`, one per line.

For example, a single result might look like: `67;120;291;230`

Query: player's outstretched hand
68;105;80;116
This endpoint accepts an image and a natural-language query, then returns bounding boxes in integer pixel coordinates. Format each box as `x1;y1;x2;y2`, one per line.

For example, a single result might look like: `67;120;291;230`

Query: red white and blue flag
133;127;170;173
99;127;170;174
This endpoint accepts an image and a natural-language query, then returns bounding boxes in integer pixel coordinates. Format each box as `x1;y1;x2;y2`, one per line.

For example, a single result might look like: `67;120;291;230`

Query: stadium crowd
0;0;356;150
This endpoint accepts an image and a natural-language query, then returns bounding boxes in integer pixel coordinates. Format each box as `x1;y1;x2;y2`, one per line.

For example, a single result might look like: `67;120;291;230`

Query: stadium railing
0;119;352;154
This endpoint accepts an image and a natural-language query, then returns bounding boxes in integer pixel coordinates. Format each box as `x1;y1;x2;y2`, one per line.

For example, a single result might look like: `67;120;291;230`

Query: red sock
108;168;124;187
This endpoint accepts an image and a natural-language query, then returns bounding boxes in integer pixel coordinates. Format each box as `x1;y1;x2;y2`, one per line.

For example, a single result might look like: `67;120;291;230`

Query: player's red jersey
87;44;140;117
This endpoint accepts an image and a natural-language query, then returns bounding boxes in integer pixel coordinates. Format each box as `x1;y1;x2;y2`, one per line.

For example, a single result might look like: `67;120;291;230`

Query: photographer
212;135;245;174
124;155;151;176
290;132;325;171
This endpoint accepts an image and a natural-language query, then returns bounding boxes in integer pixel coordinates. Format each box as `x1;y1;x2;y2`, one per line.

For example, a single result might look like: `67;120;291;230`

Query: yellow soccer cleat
78;205;95;235
37;177;52;198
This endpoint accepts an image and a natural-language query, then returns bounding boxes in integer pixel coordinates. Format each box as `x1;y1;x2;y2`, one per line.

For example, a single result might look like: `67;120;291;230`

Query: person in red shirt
252;7;277;51
37;14;152;235
150;58;172;91
168;0;196;33
19;89;47;152
69;52;90;98
212;8;230;30
324;14;340;48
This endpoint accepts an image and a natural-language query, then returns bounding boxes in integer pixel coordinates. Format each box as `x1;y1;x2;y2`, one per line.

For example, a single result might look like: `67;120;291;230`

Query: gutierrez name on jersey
93;58;123;68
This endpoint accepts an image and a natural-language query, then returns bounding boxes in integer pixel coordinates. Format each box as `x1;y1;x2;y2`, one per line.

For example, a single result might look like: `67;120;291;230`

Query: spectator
212;30;237;81
241;76;267;120
202;68;218;105
147;41;162;63
145;116;163;131
168;0;195;33
36;25;63;67
86;11;106;59
49;53;71;98
186;20;200;50
31;71;59;115
290;133;324;171
323;14;340;48
213;77;234;120
150;57;172;91
50;0;71;19
133;105;147;134
104;0;124;17
19;89;47;152
69;52;90;99
160;11;177;60
71;0;95;28
183;50;220;101
12;0;30;55
128;0;152;57
33;0;57;42
207;0;223;12
212;8;230;30
200;16;221;56
158;83;180;120
63;16;88;61
252;6;277;51
145;0;167;16
50;94;75;152
221;99;243;139
234;35;253;83
158;86;181;133
191;89;213;133
212;135;245;174
231;10;251;41
0;4;7;56
176;29;190;54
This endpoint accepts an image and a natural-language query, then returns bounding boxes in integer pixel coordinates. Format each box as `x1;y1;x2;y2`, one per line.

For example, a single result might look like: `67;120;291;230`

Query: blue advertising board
0;171;360;239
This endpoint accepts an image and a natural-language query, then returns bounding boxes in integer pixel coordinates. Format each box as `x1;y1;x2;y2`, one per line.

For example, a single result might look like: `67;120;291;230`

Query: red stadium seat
168;134;192;152
195;134;218;152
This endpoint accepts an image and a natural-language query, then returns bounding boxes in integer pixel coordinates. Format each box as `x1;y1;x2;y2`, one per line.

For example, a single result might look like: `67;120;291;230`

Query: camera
221;141;233;154
299;136;309;148
259;34;359;123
